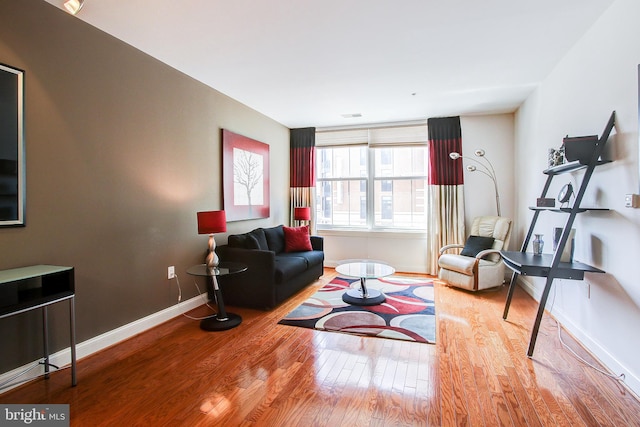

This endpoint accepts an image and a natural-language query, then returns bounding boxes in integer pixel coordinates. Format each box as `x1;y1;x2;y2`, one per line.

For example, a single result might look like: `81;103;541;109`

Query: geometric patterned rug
278;275;436;344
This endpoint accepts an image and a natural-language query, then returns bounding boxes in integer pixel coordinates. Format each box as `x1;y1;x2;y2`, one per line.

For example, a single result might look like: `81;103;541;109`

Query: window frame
315;139;428;232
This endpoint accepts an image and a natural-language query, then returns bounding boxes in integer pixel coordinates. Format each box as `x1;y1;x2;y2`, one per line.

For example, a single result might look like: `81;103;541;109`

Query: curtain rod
317;119;427;133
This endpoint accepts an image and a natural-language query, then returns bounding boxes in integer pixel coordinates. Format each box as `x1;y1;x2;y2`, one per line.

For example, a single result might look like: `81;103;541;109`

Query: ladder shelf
501;111;614;357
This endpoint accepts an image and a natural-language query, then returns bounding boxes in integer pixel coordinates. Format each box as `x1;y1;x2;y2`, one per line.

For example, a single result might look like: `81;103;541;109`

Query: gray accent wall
0;0;289;372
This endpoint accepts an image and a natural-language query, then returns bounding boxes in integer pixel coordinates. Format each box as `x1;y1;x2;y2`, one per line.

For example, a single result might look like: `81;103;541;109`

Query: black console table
0;265;76;387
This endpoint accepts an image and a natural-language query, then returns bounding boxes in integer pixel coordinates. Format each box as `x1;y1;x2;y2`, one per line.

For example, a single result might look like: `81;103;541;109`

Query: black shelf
529;206;610;213
543;159;612;175
503;111;615;358
501;251;604;281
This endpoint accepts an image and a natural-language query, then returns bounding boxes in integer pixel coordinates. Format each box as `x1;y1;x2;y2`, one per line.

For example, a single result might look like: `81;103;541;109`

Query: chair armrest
475;248;502;260
439;243;464;255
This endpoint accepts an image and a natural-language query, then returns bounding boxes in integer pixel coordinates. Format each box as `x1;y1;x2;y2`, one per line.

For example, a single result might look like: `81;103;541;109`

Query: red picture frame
222;129;270;221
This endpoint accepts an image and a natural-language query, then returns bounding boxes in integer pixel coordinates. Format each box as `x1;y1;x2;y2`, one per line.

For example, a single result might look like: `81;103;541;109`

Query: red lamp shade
294;207;311;221
197;210;227;234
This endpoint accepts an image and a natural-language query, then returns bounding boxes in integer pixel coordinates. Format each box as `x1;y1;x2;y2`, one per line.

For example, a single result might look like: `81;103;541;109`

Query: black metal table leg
526;276;555;357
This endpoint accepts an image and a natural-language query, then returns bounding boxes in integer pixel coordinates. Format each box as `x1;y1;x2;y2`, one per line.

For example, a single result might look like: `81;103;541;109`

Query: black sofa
214;225;324;310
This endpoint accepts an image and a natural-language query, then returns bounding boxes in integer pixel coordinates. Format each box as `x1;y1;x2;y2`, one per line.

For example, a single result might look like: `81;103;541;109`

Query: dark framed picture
0;63;25;227
222;129;270;221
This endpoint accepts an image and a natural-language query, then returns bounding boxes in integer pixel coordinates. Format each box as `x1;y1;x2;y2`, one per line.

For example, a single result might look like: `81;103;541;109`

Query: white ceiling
45;0;615;129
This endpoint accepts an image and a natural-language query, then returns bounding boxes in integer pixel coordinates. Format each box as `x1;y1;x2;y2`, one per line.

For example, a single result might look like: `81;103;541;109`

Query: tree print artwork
222;130;270;221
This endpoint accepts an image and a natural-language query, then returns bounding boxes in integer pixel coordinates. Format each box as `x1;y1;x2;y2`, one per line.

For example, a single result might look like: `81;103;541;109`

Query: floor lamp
449;149;501;216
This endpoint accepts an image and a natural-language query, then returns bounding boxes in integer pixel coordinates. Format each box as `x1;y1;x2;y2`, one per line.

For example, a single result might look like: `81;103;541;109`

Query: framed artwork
0;63;25;227
222;129;270;221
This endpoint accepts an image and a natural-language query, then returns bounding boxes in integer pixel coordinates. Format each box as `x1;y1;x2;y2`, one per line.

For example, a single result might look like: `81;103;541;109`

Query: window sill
317;228;427;239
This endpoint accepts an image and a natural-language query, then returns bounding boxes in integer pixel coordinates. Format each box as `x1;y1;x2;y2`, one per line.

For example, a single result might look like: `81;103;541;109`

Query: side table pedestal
186;262;247;332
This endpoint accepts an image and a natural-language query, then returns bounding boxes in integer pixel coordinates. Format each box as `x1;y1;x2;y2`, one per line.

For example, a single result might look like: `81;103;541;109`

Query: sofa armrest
310;235;323;251
215;245;278;309
218;245;276;269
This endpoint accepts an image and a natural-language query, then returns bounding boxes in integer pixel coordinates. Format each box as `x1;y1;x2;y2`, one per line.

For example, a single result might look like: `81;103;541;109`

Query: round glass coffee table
335;259;395;306
186;262;247;331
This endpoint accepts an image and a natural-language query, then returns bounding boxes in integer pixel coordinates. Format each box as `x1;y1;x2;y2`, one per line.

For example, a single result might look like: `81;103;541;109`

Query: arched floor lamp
449;149;501;216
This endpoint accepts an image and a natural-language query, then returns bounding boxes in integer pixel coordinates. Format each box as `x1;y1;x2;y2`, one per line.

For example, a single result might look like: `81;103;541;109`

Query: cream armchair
438;216;512;291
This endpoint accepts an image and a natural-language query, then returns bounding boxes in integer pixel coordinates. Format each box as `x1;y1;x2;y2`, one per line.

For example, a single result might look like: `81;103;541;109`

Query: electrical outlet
625;193;640;208
167;266;175;280
584;282;591;299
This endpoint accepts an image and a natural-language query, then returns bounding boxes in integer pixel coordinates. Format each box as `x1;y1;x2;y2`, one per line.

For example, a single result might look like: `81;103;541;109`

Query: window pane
373;146;427;177
315;130;429;231
316;179;366;227
374;178;426;228
317;146;367;179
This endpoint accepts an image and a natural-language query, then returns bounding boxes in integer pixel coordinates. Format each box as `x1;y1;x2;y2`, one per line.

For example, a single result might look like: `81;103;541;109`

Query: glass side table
335;259;395;306
186;262;247;331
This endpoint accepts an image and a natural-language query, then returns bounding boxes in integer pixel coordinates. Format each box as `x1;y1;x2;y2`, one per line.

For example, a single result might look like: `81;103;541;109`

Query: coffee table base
342;288;386;306
200;313;242;331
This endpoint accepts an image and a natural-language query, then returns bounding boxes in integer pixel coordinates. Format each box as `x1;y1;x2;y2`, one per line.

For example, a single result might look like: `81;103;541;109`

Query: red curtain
290;127;315;187
427;116;463;185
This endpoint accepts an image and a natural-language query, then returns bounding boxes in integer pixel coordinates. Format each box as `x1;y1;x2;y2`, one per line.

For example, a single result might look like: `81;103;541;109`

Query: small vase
532;234;544;255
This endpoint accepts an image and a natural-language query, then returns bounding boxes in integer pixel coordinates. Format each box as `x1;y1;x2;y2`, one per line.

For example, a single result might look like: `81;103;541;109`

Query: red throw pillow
283;225;312;252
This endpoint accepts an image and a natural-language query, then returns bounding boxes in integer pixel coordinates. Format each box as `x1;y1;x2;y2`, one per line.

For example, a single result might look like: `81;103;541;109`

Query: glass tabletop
335;259;395;279
186;262;247;277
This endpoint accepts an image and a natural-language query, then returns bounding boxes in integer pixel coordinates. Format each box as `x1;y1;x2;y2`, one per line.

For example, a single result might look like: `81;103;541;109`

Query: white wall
320;113;516;273
514;0;640;394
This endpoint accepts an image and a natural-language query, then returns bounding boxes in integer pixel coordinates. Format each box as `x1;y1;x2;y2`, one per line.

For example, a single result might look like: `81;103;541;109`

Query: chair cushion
460;235;495;257
438;253;476;275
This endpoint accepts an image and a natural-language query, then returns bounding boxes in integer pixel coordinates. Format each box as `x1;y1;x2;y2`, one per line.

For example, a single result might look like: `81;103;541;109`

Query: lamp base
200;313;242;331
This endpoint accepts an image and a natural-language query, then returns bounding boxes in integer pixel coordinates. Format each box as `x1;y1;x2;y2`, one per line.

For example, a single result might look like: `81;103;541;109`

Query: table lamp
197;210;227;269
294;207;311;227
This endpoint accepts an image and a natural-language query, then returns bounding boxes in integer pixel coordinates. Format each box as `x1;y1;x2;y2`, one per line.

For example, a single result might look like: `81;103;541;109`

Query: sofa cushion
249;228;269;250
228;233;261;249
263;225;285;253
283;225;312;252
278;250;323;267
274;256;307;284
227;234;247;248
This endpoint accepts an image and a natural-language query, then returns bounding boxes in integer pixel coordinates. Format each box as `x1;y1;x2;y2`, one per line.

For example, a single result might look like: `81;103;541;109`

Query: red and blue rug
278;275;436;344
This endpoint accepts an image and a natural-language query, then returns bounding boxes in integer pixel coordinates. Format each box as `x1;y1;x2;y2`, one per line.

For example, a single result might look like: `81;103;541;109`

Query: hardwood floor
2;268;639;426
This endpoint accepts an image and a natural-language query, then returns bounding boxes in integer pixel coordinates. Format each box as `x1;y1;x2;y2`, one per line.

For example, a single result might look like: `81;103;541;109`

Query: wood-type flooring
1;268;639;426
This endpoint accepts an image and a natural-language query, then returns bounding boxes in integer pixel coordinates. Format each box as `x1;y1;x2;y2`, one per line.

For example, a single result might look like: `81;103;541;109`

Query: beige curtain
427;185;465;274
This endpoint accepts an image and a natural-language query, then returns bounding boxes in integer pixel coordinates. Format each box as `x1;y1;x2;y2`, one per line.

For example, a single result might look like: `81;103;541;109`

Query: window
315;124;428;230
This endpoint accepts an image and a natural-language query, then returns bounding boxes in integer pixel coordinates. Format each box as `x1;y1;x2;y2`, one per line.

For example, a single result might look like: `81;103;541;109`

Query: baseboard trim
0;295;204;394
325;259;428;274
516;277;640;398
